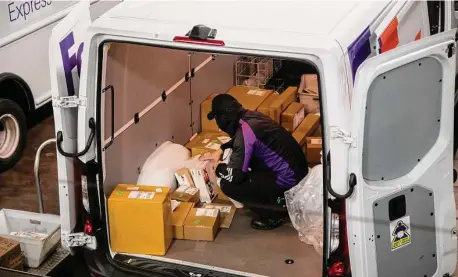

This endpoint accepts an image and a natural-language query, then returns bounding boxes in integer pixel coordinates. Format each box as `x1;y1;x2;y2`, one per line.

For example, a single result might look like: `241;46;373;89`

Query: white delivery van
0;0;120;172
48;1;458;277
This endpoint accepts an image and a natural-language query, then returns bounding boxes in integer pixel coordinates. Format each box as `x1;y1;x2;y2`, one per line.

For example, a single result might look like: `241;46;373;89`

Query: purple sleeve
228;120;256;172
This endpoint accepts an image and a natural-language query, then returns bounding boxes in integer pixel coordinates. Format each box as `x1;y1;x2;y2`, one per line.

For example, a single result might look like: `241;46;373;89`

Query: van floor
162;209;321;277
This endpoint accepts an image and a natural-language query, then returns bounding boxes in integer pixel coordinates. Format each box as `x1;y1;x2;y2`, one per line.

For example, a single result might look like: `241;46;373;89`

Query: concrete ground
0;105;59;215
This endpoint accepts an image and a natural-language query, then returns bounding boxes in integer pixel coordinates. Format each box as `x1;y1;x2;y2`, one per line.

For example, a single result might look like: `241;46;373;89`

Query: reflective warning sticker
390;215;411;251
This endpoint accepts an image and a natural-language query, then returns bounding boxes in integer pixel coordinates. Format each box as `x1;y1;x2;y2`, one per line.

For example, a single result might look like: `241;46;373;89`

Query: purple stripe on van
240;120;256;172
348;27;371;81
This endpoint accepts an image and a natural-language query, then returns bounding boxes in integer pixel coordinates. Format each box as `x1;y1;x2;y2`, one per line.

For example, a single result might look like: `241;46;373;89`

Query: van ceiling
106;1;373;36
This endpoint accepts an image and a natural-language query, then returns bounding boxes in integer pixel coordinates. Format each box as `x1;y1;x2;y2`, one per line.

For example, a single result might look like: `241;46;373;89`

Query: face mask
215;113;239;137
215;114;231;132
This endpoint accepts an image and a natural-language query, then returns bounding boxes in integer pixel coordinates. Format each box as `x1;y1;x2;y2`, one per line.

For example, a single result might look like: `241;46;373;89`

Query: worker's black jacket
215;110;309;189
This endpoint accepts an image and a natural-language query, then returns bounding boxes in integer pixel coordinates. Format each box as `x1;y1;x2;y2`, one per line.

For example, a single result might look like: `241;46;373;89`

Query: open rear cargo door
49;1;92;242
346;30;457;277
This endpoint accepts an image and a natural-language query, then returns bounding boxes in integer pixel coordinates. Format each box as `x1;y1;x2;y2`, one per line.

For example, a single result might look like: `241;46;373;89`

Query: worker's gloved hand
211;160;224;173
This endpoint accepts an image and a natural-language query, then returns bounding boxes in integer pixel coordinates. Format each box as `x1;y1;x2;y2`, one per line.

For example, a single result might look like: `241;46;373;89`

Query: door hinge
447;43;456;58
52;96;87;108
62;232;97;250
331;128;356;147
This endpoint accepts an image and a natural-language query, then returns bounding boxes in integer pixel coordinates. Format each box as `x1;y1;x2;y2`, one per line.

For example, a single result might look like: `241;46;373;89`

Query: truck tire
0;99;27;173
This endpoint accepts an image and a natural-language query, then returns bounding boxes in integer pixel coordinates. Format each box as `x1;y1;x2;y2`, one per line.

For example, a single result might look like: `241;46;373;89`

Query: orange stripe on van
380;18;399;53
415;30;422;41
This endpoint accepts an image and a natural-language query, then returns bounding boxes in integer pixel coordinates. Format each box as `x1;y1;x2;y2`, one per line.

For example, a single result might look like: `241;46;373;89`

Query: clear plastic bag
285;165;324;254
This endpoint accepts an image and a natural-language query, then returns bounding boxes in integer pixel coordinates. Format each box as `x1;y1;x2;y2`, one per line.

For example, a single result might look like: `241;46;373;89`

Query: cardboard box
257;93;279;119
306;136;322;165
108;184;173;256
202;203;236;229
171;201;195;239
175;168;196;188
270;86;298;123
228;86;273;111
185;132;231;157
190;167;217;203
182;157;218;203
300;74;319;94
306;127;322;164
201;94;220;132
281;102;305;132
292;114;320;147
0;236;23;270
171;186;200;204
183;208;221;241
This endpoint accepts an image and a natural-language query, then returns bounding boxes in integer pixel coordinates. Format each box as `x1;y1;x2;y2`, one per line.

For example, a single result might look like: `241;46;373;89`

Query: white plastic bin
0;209;61;268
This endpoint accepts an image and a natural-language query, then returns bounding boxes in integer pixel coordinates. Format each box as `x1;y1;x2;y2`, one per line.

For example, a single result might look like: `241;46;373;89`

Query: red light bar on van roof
173;36;225;46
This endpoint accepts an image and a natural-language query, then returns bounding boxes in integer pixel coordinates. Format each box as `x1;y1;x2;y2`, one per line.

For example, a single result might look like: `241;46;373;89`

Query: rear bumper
83;241;246;277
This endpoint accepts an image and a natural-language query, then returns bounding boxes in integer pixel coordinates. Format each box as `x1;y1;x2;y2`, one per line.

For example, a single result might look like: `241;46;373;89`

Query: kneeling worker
201;94;309;230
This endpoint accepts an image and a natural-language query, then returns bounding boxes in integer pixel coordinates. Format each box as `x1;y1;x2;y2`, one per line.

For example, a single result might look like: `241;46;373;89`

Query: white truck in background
0;0;120;173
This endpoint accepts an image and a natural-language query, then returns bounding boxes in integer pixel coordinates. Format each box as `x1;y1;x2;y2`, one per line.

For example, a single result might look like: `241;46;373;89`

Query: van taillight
84;219;93;236
328;261;344;277
173;36;225;46
328;199;351;276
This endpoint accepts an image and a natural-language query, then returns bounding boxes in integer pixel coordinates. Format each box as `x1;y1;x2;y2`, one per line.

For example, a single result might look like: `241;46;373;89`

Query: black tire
0;99;27;173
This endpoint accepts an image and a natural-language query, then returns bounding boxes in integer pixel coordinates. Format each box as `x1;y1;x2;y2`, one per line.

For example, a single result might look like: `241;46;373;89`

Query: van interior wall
102;43;237;195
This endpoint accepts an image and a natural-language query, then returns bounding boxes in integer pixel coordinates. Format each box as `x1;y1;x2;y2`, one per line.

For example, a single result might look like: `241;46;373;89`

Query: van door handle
102;85;115;151
56;118;96;158
327;173;357;200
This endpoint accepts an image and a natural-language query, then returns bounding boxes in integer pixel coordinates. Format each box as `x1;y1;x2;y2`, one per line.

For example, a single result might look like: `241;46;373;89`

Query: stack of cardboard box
171;158;236;241
198;84;323;166
108;180;236;256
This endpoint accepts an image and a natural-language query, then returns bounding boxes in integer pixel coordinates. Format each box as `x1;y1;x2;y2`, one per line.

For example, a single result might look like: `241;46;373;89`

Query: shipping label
195;208;219;217
128;191;155;200
205;205;232;214
247;89;266;96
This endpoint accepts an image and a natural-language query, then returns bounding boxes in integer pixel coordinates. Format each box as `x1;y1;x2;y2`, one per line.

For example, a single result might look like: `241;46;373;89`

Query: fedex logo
59;32;84;96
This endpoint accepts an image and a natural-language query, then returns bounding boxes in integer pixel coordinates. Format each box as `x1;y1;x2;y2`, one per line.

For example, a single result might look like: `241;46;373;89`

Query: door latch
331;127;356;147
52;96;87;108
62;232;97;250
